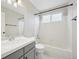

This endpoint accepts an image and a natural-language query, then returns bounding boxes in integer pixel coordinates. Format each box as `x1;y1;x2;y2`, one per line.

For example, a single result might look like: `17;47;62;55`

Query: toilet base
36;52;44;59
35;44;45;59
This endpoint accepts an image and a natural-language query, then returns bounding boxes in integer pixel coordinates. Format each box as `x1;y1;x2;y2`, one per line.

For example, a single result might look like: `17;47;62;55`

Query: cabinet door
24;42;35;54
24;48;35;59
3;49;23;59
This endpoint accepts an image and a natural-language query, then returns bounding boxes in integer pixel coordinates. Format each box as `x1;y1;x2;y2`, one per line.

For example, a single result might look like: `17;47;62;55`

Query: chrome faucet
7;35;14;41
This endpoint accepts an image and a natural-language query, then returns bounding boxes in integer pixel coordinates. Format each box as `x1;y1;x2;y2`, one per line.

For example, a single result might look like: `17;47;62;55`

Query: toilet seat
36;44;45;49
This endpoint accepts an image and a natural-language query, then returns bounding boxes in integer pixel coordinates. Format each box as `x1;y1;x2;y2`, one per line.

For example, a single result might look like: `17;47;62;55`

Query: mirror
1;5;24;39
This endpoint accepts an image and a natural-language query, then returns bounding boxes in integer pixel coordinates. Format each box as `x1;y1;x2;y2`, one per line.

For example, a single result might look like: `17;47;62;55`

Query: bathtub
43;44;72;59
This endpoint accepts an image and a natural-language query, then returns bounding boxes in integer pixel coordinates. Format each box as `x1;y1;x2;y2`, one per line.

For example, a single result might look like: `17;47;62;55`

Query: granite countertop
1;37;35;58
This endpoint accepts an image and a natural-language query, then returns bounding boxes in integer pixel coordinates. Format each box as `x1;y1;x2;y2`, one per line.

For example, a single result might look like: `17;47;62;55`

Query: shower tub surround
1;37;35;58
44;44;72;59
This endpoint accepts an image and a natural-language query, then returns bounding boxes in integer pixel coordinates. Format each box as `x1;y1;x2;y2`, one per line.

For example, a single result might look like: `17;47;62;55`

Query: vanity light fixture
14;2;18;8
7;0;12;5
18;0;22;6
7;0;22;8
12;0;18;8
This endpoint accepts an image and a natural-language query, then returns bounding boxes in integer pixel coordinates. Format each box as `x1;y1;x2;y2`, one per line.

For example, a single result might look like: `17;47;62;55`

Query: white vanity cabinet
2;42;35;59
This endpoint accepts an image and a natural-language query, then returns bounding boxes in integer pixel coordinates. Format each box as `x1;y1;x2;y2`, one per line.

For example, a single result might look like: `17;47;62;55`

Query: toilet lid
36;44;45;49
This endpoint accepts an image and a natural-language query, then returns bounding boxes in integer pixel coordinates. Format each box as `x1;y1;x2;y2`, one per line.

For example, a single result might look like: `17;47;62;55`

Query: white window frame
41;13;63;23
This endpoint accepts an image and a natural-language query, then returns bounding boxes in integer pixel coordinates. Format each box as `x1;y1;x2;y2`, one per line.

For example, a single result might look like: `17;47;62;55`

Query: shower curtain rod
34;3;73;15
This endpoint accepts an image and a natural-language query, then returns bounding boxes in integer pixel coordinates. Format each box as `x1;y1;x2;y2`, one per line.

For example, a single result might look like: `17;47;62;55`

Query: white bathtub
43;44;72;59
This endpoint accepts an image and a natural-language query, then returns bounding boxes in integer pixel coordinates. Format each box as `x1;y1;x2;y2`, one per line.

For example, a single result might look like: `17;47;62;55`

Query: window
42;15;50;23
51;13;62;22
41;13;62;23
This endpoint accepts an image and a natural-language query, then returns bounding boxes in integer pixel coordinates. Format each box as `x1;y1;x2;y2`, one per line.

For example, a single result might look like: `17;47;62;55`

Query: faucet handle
8;36;14;41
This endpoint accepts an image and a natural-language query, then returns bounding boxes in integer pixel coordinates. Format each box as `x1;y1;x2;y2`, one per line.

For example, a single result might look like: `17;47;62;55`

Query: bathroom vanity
1;37;35;59
1;1;36;59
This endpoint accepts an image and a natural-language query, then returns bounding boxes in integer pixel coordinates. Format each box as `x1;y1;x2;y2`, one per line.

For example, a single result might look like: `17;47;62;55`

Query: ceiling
29;0;70;11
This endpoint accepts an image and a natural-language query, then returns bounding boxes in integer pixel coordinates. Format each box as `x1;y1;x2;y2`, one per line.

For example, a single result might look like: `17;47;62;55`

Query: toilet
35;44;45;59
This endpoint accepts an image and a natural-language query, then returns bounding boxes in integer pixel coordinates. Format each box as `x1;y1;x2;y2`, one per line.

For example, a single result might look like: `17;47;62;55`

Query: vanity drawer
2;48;23;59
24;42;35;53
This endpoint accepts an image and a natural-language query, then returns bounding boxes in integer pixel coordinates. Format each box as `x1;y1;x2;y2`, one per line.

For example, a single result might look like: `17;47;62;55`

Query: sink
1;36;35;58
1;40;9;44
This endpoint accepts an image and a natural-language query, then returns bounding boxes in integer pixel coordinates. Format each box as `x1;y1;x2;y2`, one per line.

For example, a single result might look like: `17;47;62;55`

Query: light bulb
14;2;17;8
7;0;12;4
18;0;21;5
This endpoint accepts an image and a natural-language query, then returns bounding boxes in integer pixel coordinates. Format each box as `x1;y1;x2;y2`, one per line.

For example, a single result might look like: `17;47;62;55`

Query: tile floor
42;54;55;59
36;53;55;59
